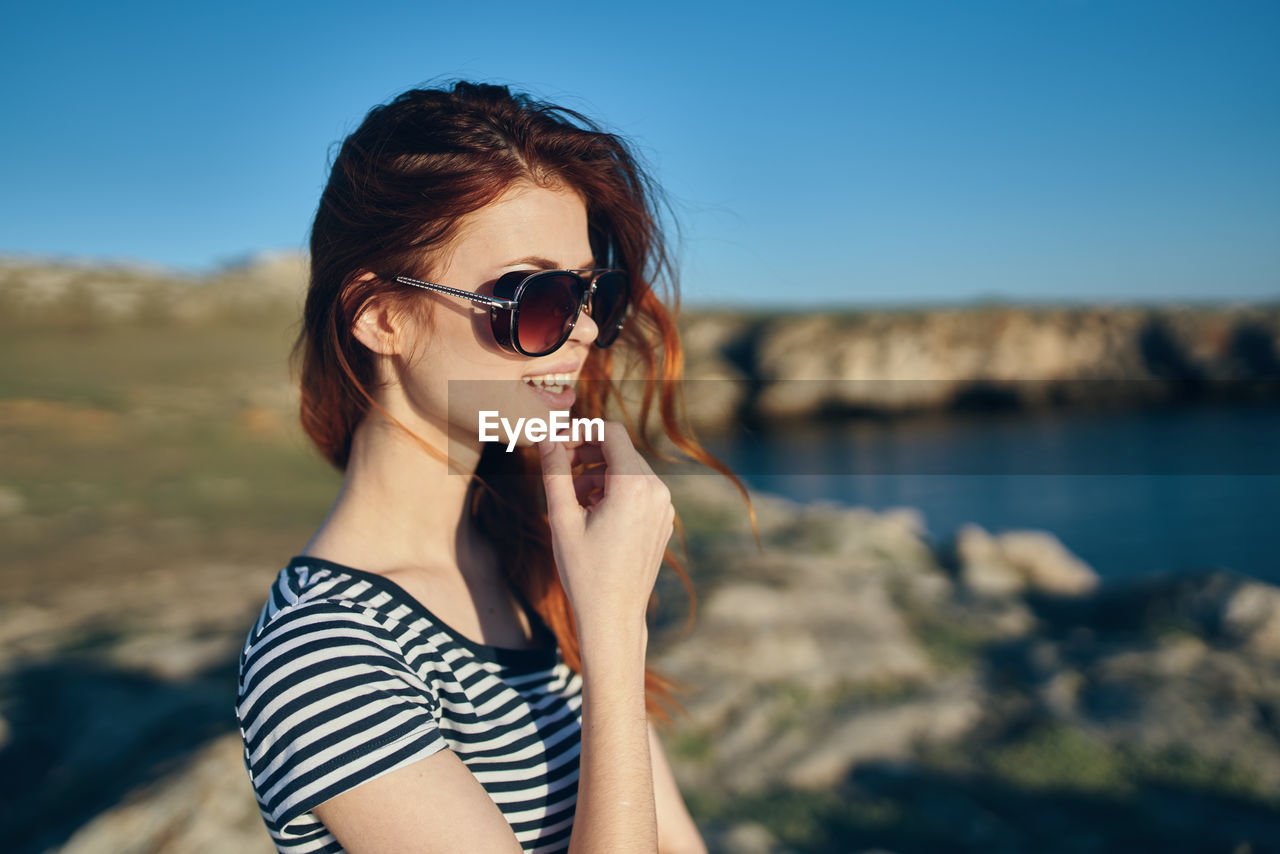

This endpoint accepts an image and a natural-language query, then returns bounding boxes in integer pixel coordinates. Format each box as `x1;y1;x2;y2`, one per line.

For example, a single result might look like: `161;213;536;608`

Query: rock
105;632;243;681
955;525;1098;597
1219;581;1280;658
1069;638;1280;787
664;567;934;707
1039;668;1086;718
784;677;983;789
680;369;749;435
51;733;274;854
0;254;303;327
955;525;1027;597
210;250;308;296
658;478;984;795
667;304;1280;430
977;597;1037;638
999;530;1099;596
706;820;787;854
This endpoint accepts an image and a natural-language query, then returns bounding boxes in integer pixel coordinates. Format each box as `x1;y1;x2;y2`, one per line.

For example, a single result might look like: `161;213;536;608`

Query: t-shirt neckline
285;554;561;670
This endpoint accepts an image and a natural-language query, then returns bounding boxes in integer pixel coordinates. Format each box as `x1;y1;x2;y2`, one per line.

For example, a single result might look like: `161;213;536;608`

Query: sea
701;401;1280;584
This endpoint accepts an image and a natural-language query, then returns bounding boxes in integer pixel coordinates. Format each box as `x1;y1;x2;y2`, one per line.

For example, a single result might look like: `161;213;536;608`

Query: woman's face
386;181;600;453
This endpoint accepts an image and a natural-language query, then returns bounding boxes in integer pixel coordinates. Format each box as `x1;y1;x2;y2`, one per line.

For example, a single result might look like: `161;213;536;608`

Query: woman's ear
348;273;405;357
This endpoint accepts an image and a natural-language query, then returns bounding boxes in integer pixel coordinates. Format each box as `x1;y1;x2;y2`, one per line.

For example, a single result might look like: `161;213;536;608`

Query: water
702;402;1280;583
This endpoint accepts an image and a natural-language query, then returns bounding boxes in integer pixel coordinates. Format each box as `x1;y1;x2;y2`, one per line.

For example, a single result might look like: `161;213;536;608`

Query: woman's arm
312;747;523;853
309;636;656;854
570;619;657;852
540;422;676;853
650;722;709;854
308;715;703;854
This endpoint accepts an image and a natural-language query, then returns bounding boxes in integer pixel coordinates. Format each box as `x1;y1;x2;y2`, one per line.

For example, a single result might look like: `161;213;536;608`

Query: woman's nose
567;291;600;344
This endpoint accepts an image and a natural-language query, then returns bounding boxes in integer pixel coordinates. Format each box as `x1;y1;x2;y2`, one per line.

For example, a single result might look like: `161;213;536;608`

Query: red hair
294;81;752;721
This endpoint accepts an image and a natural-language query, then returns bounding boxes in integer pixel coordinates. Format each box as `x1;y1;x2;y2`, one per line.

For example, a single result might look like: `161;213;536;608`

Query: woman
235;81;743;853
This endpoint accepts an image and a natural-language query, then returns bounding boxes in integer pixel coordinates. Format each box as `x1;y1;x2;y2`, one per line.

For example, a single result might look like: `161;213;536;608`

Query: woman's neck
301;413;488;577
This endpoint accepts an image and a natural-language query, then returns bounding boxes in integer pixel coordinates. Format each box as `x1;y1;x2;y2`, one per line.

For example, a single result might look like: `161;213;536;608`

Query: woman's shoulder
240;553;564;686
235;556;449;714
243;555;411;645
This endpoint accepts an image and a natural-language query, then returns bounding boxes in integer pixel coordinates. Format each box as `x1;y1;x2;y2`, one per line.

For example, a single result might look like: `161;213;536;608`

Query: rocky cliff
678;305;1280;431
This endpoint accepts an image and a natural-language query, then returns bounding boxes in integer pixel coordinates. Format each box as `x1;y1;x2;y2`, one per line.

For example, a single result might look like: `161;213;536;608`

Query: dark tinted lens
517;273;583;355
590;272;628;346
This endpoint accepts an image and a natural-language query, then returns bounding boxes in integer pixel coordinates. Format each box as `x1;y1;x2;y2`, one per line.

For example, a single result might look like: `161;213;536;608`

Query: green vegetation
1128;745;1275;807
764;513;842;555
0;313;337;579
687;787;904;852
903;608;995;672
768;682;818;732
983;723;1129;795
921;722;1278;807
0;318;298;406
668;728;715;763
671;499;747;552
686;724;1279;853
828;674;920;706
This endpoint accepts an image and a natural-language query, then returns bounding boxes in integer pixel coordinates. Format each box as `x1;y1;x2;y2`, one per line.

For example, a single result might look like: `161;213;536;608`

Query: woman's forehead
436;184;592;279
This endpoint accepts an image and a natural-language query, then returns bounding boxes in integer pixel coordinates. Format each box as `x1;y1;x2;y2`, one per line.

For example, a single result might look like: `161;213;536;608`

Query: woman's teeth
523;373;573;394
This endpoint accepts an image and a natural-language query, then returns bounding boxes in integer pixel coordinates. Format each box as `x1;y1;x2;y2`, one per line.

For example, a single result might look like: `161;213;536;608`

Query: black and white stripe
236;557;582;853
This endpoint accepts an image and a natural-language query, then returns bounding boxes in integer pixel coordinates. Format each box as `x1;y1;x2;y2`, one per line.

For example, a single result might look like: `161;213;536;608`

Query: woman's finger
538;440;582;527
573;471;606;506
596;421;646;480
570;443;605;471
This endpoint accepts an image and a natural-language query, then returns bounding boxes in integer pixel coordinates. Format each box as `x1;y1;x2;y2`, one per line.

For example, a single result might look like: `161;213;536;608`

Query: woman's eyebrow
501;255;597;270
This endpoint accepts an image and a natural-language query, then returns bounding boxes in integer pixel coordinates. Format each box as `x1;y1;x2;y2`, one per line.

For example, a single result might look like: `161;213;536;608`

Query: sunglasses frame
392;268;629;357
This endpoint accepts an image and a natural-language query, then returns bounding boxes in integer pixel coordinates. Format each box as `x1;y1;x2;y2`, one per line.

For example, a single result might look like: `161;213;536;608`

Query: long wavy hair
295;81;750;721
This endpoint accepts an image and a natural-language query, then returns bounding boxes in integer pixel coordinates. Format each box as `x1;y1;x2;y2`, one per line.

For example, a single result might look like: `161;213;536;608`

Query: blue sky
2;0;1277;307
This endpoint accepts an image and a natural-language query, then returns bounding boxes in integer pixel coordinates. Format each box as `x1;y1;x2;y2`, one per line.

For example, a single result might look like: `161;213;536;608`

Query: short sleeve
236;600;447;842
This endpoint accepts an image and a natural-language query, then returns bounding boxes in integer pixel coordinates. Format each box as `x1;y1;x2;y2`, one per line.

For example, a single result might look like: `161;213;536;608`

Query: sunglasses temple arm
393;276;517;310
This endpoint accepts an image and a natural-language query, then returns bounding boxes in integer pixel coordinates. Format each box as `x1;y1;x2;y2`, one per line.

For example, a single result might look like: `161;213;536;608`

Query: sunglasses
392;268;629;357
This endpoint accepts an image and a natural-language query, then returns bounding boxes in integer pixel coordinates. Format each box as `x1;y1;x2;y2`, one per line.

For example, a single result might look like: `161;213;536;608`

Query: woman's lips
521;360;582;379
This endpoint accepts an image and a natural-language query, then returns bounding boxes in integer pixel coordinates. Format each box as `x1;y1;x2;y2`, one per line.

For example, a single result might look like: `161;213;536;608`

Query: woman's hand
540;420;666;852
538;420;674;642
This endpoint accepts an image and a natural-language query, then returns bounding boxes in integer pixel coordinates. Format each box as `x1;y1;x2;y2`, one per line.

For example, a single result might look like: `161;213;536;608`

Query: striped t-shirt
235;556;583;853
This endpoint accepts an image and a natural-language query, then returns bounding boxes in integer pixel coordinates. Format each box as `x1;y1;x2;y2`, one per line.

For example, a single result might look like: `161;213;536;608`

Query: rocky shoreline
677;305;1280;432
660;477;1280;852
4;476;1278;853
